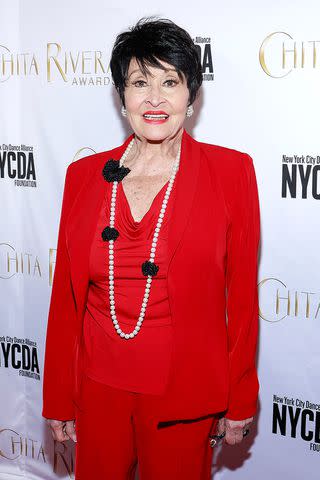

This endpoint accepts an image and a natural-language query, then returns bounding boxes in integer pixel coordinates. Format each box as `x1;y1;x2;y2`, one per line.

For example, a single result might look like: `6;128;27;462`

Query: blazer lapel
166;128;201;275
66;127;201;322
65;134;134;321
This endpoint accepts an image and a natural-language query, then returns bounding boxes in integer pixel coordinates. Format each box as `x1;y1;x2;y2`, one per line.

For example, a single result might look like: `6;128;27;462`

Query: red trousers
75;374;219;479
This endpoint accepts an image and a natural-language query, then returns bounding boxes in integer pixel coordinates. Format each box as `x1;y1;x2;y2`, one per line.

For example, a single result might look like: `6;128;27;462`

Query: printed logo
0;335;40;380
273;394;320;452
282;154;320;199
193;36;214;81
0;144;37;187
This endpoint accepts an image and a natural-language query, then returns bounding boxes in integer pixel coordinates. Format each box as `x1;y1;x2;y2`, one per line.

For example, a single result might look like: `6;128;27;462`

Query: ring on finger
209;431;225;447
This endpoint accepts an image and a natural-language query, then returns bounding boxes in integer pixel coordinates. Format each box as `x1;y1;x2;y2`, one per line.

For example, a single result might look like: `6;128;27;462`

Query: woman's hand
216;416;253;445
46;419;77;443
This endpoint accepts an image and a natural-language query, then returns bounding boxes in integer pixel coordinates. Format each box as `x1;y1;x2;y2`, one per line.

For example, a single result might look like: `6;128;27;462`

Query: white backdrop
1;0;320;478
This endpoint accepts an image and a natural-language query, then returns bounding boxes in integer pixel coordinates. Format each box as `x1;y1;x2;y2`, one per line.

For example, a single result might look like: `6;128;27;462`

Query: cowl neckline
119;180;169;227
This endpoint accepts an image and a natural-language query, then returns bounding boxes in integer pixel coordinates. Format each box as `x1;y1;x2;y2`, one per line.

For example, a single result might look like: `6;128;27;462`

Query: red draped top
82;178;177;395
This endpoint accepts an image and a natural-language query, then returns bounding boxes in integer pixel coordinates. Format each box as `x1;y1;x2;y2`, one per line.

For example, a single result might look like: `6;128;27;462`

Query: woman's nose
145;84;164;106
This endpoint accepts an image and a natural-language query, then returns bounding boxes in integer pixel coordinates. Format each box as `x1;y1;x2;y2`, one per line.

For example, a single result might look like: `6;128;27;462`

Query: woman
42;16;260;480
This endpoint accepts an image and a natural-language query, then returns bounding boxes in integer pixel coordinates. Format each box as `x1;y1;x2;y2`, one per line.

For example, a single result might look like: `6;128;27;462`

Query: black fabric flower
102;158;131;182
101;226;119;241
142;260;159;277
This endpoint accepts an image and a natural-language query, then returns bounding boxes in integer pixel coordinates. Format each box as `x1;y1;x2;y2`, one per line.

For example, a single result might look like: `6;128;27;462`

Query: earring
186;105;194;117
121;106;127;117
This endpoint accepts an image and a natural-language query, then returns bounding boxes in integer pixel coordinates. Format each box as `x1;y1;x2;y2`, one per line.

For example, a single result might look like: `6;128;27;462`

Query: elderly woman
42;16;260;480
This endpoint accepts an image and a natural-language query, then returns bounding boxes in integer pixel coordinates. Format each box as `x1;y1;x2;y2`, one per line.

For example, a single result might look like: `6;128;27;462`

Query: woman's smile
142;110;170;124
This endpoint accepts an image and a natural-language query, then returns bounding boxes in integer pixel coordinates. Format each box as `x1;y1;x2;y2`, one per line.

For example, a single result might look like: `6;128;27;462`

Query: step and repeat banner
1;0;319;479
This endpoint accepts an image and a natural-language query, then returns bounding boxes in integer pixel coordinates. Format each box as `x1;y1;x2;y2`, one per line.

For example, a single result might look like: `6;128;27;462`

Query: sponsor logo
0;336;40;380
273;394;320;452
0;144;37;187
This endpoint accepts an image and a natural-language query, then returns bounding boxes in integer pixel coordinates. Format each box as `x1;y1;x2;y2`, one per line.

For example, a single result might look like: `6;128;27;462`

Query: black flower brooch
102;158;131;183
142;260;159;277
101;226;119;241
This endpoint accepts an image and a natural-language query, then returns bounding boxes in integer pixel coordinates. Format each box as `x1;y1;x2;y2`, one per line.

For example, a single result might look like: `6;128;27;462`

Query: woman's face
123;57;190;142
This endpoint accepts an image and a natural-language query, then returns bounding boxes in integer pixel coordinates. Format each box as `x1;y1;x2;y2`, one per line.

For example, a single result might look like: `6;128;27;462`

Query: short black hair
110;16;202;108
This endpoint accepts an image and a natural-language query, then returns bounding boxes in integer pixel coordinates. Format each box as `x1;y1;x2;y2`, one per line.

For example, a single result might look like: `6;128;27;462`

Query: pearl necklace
106;138;181;340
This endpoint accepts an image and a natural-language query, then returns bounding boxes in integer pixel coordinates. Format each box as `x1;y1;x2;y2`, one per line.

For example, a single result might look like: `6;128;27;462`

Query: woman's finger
65;420;77;443
216;417;226;436
48;420;69;442
225;426;244;445
224;419;246;445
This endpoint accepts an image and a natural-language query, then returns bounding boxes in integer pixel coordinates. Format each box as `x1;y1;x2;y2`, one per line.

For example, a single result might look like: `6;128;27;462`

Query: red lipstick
142;110;169;124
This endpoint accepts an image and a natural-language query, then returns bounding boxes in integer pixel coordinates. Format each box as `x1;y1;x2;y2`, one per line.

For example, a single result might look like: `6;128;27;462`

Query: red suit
42;127;261;424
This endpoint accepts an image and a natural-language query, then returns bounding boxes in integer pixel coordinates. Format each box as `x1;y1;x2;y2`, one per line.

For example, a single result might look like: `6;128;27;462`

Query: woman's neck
125;127;183;175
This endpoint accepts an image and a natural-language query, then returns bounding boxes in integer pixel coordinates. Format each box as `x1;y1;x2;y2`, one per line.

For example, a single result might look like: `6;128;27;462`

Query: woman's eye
133;80;147;87
164;79;178;86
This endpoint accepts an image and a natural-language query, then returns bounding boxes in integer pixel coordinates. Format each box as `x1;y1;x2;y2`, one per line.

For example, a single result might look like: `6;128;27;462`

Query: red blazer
42;128;260;422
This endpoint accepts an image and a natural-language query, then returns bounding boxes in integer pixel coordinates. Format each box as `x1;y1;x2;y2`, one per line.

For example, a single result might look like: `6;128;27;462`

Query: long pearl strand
108;138;181;340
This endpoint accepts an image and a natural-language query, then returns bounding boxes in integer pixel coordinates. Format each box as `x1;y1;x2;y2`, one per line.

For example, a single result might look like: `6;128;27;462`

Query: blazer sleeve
224;153;261;421
42;162;79;421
